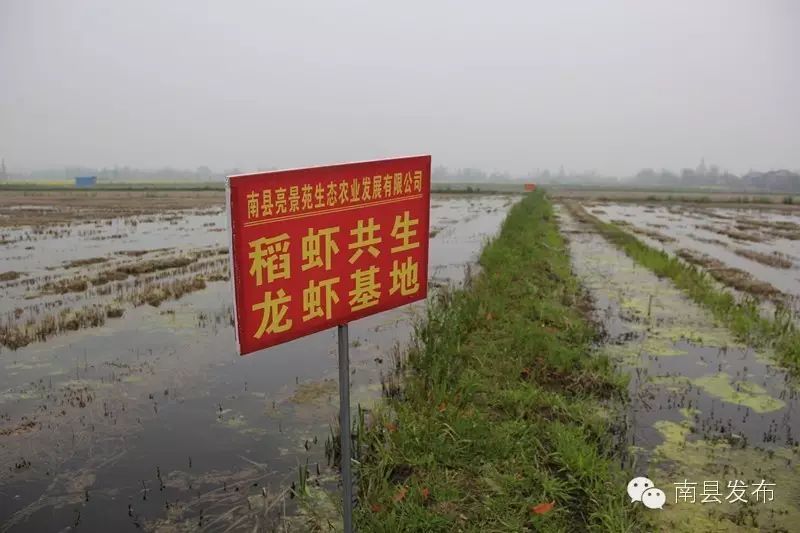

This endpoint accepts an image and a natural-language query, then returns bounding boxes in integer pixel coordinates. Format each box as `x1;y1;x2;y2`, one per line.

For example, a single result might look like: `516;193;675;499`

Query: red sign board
226;156;432;355
524;183;537;191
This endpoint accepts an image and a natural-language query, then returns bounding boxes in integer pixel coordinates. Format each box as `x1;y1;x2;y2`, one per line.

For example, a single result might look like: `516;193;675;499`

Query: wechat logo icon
627;477;666;510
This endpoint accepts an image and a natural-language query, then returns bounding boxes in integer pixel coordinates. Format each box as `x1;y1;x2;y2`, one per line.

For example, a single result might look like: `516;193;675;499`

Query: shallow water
559;207;800;531
587;203;800;310
0;195;516;532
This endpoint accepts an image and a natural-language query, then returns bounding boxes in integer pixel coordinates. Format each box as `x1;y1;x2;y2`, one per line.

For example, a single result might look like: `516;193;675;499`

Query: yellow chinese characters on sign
228;155;431;355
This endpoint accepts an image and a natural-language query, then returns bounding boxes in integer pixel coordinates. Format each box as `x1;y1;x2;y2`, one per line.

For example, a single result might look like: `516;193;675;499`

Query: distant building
75;176;97;188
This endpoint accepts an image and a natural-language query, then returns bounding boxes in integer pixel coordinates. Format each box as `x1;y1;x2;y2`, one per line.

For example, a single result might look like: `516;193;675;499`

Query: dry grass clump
630;226;676;243
0;271;22;281
0;305;109;349
116;255;194;275
91;270;129;285
135;276;207;307
701;210;733;220
191;246;229;258
676;248;782;299
64;257;108;268
735;220;763;232
734;248;793;269
60;306;106;331
106;306;125;318
116;247;173;257
1;274;210;348
696;223;764;243
736;217;800;235
771;228;800;240
41;277;89;294
695;237;728;247
718;227;763;242
677;249;718;268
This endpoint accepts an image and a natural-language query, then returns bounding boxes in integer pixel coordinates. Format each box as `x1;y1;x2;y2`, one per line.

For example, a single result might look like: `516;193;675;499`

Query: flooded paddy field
559;205;800;531
0;191;516;531
0;190;224;228
583;202;800;313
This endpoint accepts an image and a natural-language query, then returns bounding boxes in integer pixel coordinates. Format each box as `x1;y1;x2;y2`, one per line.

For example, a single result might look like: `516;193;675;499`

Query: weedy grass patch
354;192;640;532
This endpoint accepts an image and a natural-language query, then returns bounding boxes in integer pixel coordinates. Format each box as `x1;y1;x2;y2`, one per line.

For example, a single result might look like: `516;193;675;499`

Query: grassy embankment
354;192;640;531
564;202;800;372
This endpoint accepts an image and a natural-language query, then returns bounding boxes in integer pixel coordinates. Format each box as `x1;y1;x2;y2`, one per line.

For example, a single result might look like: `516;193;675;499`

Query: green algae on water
692;373;785;414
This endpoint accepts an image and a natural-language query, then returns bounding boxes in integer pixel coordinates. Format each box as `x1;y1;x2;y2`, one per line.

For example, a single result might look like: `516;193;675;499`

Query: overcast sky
1;1;798;176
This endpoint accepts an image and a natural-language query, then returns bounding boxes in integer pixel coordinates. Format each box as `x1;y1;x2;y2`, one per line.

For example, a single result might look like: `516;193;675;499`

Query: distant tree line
9;160;800;192
631;159;800;192
432;165;514;182
11;165;232;182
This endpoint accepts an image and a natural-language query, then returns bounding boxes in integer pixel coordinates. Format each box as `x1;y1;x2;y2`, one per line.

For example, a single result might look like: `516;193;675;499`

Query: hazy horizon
2;1;799;176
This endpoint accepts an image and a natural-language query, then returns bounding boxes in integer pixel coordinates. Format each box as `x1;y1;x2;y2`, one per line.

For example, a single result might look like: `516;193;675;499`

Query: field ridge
352;191;639;531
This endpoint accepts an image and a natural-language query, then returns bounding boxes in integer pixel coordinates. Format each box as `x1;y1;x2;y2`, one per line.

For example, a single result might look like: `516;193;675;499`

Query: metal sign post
337;324;354;533
225;157;432;533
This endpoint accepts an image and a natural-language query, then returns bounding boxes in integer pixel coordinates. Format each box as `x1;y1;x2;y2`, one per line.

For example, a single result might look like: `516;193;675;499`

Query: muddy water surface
559;207;800;532
587;203;800;312
0;195;515;532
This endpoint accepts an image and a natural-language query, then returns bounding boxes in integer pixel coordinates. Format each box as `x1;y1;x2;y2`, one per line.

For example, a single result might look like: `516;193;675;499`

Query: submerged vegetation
696;224;764;243
734;247;793;269
675;249;782;299
0;304;112;349
355;192;639;531
1;247;229;349
565;202;800;372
